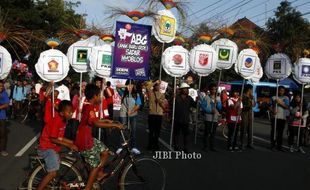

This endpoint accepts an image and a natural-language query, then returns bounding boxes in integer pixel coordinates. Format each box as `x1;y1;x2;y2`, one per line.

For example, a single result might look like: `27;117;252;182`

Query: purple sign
112;21;151;80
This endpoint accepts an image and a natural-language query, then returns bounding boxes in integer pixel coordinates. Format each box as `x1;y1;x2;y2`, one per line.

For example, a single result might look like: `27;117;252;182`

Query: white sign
293;58;310;84
189;44;218;77
153;9;177;43
35;49;70;82
67;35;105;73
211;38;238;70
0;45;12;80
235;49;260;79
89;44;113;78
265;53;292;80
162;45;190;77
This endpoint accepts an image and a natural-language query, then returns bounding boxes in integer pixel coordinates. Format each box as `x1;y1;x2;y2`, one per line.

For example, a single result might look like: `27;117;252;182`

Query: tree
266;0;310;61
0;0;85;81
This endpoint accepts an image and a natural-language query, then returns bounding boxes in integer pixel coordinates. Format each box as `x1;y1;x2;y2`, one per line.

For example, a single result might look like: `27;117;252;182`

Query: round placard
189;44;218;77
0;45;12;80
211;38;238;70
293;58;310;84
265;53;292;80
89;44;113;78
153;9;177;43
235;48;260;79
162;45;189;77
35;49;70;82
67;35;105;73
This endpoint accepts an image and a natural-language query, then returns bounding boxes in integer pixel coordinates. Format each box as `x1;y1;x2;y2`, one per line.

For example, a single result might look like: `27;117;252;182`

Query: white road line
145;129;173;151
15;133;40;157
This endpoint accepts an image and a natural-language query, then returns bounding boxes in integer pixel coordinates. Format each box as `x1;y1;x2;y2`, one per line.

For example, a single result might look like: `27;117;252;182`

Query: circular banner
211;38;238;70
0;45;12;80
89;44;113;78
235;48;260;79
153;9;177;43
189;44;217;77
35;49;70;82
67;35;105;73
265;53;292;80
293;58;310;84
162;45;189;77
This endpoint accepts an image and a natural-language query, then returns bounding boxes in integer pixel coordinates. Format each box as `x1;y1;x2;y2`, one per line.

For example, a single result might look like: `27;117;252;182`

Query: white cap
179;83;190;89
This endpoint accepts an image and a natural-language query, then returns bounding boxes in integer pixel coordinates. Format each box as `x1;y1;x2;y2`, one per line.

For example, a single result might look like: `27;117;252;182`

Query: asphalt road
0;111;310;190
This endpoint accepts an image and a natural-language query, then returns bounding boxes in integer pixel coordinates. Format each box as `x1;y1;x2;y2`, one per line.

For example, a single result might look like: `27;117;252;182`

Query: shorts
80;138;108;168
37;149;60;172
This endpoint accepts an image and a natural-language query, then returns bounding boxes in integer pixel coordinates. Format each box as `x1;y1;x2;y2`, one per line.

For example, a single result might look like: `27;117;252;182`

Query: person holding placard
173;83;196;153
288;91;308;154
199;83;222;152
146;80;165;152
268;86;289;151
226;88;243;152
116;80;142;155
240;85;255;150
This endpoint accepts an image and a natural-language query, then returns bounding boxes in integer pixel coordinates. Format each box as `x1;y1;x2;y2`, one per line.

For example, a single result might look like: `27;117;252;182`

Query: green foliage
266;0;310;61
0;0;85;81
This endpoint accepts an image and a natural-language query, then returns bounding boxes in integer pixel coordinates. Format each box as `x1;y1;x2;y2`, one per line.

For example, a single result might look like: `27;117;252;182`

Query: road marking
146;129;173;151
15;133;40;157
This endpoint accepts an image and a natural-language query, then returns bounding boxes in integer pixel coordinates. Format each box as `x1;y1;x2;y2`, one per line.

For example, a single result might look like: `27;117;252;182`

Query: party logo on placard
273;60;282;74
76;49;88;63
199;53;209;66
219;48;230;61
48;59;59;72
160;15;175;37
301;65;310;77
244;57;253;68
42;55;65;76
102;54;111;68
173;54;183;65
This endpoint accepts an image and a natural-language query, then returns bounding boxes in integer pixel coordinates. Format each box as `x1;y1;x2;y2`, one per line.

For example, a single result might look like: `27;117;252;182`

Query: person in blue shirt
268;86;290;151
12;79;26;118
0;80;10;156
199;83;222;152
116;79;142;155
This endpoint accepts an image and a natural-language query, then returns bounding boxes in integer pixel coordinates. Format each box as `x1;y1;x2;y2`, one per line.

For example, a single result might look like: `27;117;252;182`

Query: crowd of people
0;76;308;188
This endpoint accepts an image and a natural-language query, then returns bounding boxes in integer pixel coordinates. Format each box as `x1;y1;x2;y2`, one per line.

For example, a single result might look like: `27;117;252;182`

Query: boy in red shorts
75;84;123;190
37;100;78;190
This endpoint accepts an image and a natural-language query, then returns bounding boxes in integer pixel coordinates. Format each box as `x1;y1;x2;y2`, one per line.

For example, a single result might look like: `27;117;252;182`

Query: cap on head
179;83;190;89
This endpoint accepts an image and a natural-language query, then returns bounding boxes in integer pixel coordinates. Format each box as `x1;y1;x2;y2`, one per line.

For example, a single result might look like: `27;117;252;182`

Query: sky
69;0;310;35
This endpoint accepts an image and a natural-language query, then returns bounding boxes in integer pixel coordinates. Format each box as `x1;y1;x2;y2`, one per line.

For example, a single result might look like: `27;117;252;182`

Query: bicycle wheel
119;157;166;190
27;160;83;189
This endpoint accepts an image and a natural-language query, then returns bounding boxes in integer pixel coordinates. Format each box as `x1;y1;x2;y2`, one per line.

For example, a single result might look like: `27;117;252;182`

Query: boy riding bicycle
74;84;123;190
37;100;78;190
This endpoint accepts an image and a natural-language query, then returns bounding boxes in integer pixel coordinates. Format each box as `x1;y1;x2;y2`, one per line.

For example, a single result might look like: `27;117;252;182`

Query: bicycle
27;129;166;190
21;95;40;123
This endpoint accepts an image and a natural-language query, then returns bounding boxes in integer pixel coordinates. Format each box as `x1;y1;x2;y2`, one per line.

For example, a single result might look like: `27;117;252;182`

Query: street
0;110;310;190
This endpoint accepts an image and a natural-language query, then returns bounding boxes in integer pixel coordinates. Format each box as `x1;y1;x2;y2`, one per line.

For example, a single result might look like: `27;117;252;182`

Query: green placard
102;54;112;67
